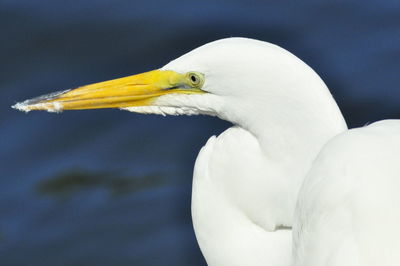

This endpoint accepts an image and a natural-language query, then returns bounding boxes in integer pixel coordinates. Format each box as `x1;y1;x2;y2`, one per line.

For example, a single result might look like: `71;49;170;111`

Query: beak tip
11;100;64;113
12;89;71;113
12;102;31;113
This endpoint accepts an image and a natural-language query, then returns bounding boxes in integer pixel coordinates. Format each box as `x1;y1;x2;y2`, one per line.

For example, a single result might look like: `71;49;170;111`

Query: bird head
12;37;337;129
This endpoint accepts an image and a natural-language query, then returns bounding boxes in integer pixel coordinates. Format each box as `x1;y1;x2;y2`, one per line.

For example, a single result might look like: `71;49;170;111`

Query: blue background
1;0;399;265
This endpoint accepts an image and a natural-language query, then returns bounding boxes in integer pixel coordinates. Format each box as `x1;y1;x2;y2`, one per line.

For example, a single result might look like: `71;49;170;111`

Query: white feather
150;37;346;265
293;120;400;266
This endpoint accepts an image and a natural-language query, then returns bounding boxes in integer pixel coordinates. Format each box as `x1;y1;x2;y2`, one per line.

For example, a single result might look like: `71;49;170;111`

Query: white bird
293;120;400;266
17;37;394;265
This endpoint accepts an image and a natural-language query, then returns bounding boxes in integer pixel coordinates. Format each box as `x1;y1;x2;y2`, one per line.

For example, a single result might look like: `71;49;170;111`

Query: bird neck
192;90;346;265
220;86;347;226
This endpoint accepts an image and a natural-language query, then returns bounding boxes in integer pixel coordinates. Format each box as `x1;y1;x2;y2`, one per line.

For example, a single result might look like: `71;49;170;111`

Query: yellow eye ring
186;72;204;88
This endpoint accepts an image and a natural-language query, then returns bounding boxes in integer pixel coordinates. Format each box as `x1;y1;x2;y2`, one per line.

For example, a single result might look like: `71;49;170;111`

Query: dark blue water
1;0;399;265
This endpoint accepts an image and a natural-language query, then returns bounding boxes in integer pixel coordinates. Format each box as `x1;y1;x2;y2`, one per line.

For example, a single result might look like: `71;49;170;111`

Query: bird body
293;120;400;266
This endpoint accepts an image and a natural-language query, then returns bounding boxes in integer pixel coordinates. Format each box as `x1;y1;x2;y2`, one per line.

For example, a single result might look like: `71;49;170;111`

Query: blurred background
1;0;399;265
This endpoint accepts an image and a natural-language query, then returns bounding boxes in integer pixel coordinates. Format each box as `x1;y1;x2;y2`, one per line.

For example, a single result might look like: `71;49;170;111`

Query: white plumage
159;38;347;265
14;37;400;266
192;127;292;265
293;120;400;266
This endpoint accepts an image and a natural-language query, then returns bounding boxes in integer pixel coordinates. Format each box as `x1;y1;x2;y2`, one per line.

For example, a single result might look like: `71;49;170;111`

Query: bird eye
190;74;198;83
186;72;204;87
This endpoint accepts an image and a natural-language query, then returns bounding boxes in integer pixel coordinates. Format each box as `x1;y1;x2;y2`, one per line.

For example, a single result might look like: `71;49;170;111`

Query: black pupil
190;75;197;83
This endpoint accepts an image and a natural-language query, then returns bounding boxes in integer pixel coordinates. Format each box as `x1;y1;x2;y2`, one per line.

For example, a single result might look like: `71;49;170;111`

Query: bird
293;119;400;266
13;37;349;265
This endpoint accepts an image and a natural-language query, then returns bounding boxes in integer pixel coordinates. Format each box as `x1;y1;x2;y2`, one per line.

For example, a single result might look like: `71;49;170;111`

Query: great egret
13;37;348;265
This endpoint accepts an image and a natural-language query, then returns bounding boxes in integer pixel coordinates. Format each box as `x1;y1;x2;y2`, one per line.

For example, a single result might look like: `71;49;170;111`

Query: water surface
1;0;399;265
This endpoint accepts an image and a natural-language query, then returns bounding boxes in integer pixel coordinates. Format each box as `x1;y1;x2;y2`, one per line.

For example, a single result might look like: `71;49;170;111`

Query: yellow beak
12;70;205;112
